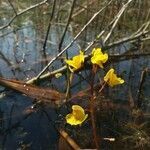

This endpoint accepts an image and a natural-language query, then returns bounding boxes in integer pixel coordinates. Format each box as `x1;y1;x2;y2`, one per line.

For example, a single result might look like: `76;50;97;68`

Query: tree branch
35;0;113;79
0;0;48;30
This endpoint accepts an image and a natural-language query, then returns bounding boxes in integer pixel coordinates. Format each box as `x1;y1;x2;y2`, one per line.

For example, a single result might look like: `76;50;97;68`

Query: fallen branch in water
0;77;65;105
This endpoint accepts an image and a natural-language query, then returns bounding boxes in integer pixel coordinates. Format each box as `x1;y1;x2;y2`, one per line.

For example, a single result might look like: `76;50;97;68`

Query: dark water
0;92;59;150
0;1;150;150
0;22;80;149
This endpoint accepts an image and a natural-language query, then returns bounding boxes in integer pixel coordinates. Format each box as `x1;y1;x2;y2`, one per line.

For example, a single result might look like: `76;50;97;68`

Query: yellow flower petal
65;105;88;126
66;114;80;125
91;48;108;68
72;105;85;120
79;51;84;62
65;59;78;69
92;48;103;55
104;68;125;87
65;51;85;72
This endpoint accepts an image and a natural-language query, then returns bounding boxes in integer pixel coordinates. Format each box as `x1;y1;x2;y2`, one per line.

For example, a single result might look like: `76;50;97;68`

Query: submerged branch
59;129;81;150
2;104;81;150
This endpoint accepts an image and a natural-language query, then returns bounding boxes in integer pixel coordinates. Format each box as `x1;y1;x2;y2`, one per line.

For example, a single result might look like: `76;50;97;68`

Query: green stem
65;72;74;100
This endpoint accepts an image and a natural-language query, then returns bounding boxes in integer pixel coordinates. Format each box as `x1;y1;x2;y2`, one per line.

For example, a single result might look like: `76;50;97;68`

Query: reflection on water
0;19;81;148
0;92;59;149
0;1;149;149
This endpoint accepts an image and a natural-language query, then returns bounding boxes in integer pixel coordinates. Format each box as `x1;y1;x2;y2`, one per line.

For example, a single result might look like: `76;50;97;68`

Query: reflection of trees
0;0;150;149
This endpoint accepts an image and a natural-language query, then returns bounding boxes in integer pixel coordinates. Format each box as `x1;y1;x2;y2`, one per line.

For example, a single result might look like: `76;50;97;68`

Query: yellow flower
104;68;125;87
65;105;88;126
91;48;108;68
65;51;85;72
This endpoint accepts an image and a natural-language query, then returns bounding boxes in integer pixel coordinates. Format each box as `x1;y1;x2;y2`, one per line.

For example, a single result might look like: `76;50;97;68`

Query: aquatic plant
65;105;88;125
91;48;108;68
65;51;85;72
104;68;125;87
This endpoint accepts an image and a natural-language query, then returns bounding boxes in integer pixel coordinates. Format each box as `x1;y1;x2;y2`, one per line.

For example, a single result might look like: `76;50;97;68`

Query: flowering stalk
65;51;85;100
90;48;109;149
90;65;100;149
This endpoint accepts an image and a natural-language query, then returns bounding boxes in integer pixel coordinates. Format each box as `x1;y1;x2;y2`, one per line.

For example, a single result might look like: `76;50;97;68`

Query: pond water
0;1;150;150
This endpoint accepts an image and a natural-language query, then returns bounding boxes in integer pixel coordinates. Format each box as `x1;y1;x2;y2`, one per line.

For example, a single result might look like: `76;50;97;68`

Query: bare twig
59;129;81;150
141;36;150;41
137;68;148;108
42;0;57;65
72;0;97;18
26;66;67;84
7;0;17;15
26;20;149;84
103;0;133;44
26;51;150;85
110;53;150;62
0;0;48;30
58;0;76;52
84;0;134;52
105;30;149;50
35;0;113;79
